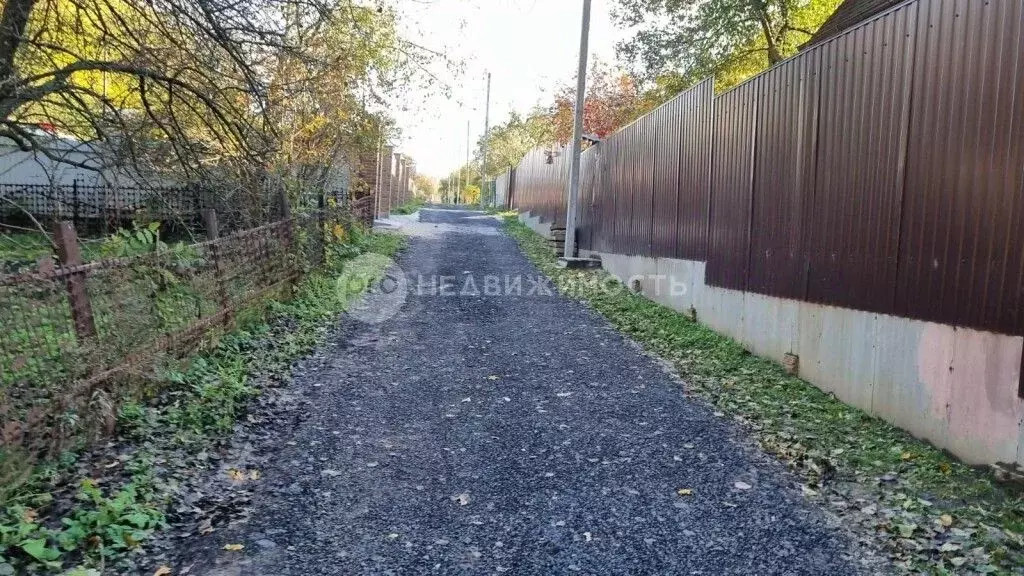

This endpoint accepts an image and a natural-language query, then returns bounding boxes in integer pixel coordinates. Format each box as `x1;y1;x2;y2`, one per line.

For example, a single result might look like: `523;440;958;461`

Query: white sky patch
392;0;625;178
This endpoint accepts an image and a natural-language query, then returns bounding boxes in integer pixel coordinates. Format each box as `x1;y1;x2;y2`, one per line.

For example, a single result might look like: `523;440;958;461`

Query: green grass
390;197;426;215
0;229;406;574
503;215;1024;575
0;232;106;267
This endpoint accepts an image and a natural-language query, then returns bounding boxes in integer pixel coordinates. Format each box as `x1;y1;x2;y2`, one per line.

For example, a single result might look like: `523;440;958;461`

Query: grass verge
390;198;426;215
503;215;1023;575
0;229;406;575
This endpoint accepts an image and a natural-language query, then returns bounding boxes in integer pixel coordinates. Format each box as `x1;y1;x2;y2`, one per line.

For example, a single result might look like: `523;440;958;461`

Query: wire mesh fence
0;181;294;239
0;200;358;458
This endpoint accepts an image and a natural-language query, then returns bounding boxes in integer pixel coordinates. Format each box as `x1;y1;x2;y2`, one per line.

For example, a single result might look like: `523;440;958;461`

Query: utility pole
481;72;492;207
465;120;471;205
564;0;591;259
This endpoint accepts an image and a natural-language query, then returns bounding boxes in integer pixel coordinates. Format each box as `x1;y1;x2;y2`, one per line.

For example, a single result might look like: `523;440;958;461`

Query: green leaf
21;537;61;562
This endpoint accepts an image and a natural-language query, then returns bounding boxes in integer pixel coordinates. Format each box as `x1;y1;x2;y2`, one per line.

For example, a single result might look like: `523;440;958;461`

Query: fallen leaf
153;566;172;576
938;541;961;552
223;543;244;551
939;514;953;527
453;493;471;506
900;452;914;461
21;508;37;523
249;470;261;480
487;375;500;380
197;518;214;535
896;523;917;538
677;488;693;496
734;481;752;490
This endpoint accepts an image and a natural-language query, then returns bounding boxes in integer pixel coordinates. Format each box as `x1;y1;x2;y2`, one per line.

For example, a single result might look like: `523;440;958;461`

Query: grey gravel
175;208;873;575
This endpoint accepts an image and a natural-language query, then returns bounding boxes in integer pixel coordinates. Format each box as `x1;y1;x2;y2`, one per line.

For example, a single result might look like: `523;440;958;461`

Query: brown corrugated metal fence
509;0;1024;337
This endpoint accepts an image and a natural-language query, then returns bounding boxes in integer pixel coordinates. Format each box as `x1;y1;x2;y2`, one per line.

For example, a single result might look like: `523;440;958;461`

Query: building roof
801;0;909;50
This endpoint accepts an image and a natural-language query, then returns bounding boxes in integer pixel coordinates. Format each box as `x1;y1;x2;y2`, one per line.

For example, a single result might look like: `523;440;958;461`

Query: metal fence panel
706;81;758;291
630;114;657;256
591;136;618;253
577;146;599;251
675;78;715;261
896;0;1024;334
747;52;819;300
806;3;917;311
651;97;681;257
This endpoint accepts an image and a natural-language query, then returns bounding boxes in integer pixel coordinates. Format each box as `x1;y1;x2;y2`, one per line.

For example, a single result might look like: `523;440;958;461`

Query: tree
614;0;841;91
0;0;436;225
548;60;641;143
473;59;645;179
462;184;480;205
413;173;437;200
475;108;553;178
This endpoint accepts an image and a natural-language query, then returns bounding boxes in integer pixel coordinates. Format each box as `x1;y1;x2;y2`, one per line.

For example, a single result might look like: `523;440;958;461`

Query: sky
393;0;627;178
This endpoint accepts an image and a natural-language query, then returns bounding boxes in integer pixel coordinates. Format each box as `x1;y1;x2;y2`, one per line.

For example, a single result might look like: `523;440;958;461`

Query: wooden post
202;209;232;325
202;207;219;240
317;192;326;267
278;189;296;296
53;221;97;340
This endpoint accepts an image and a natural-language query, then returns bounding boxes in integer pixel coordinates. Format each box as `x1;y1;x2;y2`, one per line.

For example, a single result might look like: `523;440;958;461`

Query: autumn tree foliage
548;61;642;143
0;0;433;220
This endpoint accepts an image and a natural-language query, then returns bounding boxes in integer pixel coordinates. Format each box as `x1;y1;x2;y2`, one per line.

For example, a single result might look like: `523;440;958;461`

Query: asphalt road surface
181;207;869;576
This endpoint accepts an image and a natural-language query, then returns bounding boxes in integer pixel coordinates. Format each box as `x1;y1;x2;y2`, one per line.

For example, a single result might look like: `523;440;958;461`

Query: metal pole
465;120;471;205
481;72;491;207
564;0;591;259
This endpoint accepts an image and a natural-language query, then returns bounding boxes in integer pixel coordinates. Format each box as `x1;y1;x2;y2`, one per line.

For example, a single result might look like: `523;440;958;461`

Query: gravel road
178;207;871;576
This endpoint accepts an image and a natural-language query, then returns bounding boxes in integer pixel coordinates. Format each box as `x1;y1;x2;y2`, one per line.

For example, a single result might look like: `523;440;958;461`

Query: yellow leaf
677;488;693;496
900;452;914;461
939;514;954;527
224;543;244;551
153;566;172;576
227;468;246;481
22;508;38;523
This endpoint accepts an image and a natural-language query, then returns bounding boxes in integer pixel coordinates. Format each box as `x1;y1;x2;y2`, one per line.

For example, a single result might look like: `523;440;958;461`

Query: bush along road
153;207;889;575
